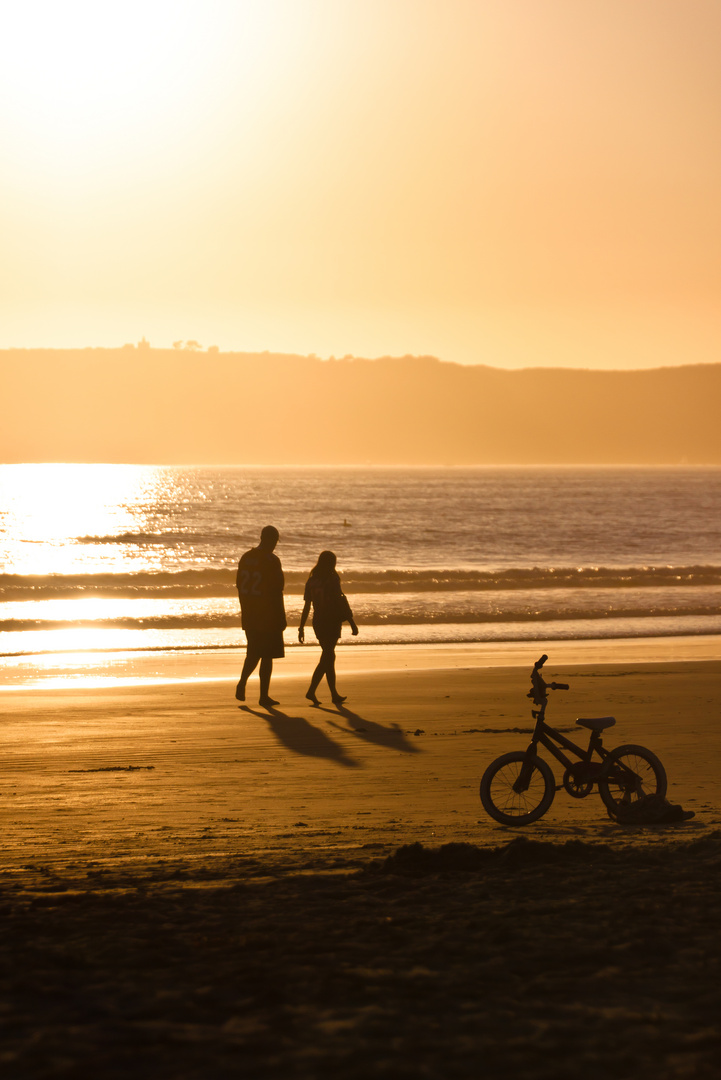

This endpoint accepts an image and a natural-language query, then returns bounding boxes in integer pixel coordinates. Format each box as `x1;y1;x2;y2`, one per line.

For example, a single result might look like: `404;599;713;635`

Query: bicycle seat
576;716;616;731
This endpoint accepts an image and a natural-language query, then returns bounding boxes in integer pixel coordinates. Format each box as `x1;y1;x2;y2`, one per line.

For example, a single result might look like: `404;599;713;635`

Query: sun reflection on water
0;463;172;576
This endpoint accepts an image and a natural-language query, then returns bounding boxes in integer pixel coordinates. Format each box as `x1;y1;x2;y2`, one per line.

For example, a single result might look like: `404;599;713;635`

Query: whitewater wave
74;532;240;545
2;564;721;599
3;601;721;633
3;616;721;661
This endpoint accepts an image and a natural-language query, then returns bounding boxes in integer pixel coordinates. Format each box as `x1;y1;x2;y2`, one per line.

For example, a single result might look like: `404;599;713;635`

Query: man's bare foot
259;696;279;708
305;691;321;705
332;695;347;706
235;683;246;701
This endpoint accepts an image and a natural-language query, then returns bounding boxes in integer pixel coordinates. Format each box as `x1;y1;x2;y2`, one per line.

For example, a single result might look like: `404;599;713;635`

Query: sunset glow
0;0;719;368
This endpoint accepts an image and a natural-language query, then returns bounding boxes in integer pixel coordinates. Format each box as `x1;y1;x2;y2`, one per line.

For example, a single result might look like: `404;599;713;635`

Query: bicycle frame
517;696;611;790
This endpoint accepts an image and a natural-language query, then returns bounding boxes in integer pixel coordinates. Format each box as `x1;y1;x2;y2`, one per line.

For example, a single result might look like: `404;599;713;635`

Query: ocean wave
74;532;236;545
0;569;234;598
2;564;721;599
3;617;721;661
3;599;721;633
336;566;721;592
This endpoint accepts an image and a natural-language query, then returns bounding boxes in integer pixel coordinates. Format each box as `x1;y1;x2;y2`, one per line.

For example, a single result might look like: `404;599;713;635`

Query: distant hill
1;348;719;464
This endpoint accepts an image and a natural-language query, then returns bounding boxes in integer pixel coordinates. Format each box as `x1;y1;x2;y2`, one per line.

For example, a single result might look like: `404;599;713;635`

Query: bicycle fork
513;742;540;793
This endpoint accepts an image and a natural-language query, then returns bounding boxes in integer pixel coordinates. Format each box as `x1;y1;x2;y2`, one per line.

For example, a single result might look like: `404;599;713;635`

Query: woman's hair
311;550;337;576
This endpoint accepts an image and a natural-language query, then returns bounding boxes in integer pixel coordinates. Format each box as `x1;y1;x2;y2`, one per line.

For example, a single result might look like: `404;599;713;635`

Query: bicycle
479;654;667;826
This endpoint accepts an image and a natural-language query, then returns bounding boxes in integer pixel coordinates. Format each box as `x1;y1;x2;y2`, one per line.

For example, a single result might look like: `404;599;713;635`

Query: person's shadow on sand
241;705;360;768
320;704;421;755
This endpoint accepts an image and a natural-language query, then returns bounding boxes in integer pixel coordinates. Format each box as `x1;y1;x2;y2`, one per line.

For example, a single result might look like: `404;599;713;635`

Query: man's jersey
236;547;286;633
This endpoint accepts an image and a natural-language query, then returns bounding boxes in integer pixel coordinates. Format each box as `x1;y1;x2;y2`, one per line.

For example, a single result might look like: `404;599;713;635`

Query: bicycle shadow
314;703;421;755
240;705;360;769
484;818;706;839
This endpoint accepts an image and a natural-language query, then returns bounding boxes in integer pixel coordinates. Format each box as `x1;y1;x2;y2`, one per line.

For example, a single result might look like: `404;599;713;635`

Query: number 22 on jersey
239;569;262;596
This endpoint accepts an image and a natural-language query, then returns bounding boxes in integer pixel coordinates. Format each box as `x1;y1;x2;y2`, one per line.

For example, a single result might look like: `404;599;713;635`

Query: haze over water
2;464;720;667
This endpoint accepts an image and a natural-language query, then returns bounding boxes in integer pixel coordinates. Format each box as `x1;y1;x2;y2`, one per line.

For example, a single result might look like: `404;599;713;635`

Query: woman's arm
339;590;358;636
298;598;311;642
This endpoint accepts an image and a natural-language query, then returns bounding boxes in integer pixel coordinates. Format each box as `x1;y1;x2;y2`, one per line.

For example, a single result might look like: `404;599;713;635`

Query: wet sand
2;647;721;1077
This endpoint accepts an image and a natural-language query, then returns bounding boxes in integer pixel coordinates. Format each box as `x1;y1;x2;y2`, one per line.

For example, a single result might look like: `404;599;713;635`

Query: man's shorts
245;628;285;660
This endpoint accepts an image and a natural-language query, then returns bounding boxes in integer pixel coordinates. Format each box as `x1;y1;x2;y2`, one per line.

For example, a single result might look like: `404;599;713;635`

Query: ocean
1;464;720;665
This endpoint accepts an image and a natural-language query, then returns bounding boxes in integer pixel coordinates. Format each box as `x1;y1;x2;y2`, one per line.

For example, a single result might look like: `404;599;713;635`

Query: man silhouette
235;525;286;707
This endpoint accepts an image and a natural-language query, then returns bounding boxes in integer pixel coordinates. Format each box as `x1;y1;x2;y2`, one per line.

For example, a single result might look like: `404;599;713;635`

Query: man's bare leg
236;653;259;701
258;658;278;707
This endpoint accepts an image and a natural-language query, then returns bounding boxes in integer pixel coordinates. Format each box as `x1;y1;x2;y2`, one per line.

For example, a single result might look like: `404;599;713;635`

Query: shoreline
2;633;721;690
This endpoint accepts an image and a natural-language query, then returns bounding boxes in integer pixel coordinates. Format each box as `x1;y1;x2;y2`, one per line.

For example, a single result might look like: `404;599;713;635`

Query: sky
0;0;719;369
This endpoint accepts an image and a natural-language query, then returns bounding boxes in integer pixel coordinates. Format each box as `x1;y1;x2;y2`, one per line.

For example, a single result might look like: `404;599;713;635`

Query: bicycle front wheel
597;744;667;815
480;751;555;826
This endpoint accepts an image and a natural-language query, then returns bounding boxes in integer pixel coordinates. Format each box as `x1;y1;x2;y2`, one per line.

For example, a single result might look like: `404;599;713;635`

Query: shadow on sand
317;703;421;755
240;705;360;768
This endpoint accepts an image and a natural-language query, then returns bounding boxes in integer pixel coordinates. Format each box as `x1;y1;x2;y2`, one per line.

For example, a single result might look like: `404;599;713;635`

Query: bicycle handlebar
529;657;569;703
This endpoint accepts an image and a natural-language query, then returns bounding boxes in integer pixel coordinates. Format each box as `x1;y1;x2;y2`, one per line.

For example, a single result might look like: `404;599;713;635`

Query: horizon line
1;344;719;375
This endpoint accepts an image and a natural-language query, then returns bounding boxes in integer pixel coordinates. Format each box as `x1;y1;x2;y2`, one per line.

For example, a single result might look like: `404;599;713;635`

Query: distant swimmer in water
235;525;286;708
342;519;351;527
298;550;358;706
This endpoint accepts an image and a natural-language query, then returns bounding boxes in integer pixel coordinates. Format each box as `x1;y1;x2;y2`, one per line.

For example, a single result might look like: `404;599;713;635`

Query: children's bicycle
480;654;667;826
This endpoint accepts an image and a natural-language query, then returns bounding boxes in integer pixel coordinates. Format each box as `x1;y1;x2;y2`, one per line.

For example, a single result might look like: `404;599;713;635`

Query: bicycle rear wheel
480;751;555;826
597;744;667;815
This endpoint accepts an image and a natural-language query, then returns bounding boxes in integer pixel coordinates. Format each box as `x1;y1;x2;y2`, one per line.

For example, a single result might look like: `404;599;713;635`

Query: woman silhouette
298;550;358;705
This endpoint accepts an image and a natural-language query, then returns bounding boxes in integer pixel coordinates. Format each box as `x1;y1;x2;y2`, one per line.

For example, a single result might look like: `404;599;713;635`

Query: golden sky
1;0;719;368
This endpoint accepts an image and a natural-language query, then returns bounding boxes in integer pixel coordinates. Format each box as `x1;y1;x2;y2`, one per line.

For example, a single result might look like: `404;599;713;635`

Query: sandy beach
2;643;721;1077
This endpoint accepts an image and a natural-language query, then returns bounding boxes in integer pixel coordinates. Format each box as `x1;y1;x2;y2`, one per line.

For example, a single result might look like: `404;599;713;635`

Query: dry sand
2;644;721;1077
